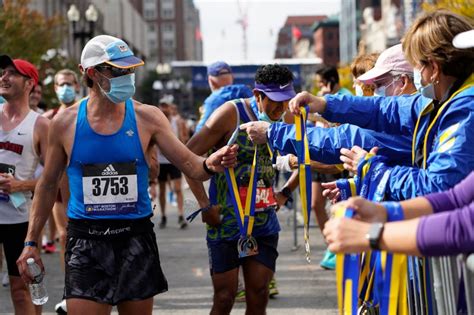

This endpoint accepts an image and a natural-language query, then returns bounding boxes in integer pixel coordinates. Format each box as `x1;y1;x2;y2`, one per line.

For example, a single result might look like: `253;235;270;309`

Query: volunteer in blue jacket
244;10;474;201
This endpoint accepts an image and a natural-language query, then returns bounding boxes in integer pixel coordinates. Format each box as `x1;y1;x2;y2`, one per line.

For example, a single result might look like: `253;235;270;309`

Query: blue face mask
56;84;76;104
98;73;136;104
373;85;386;97
0;96;5;104
413;67;435;99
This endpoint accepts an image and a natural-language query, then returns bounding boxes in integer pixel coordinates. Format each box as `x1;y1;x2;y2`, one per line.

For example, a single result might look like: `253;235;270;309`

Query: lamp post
67;4;99;56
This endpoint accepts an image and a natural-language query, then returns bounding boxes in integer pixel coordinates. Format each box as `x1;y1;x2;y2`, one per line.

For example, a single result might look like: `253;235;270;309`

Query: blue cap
207;61;232;76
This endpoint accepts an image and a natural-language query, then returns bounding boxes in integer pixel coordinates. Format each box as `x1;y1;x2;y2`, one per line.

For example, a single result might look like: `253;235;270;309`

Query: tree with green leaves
423;0;474;24
0;0;63;64
0;0;80;108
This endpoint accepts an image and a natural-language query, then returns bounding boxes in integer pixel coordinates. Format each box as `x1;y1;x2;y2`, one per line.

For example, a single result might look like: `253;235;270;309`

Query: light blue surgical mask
355;85;364;96
98;73;136;104
0;96;5;104
56;84;76;104
374;85;386;97
413;67;435;99
257;96;284;123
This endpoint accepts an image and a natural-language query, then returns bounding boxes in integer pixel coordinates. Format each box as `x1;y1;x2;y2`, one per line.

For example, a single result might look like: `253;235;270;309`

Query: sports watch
366;222;384;250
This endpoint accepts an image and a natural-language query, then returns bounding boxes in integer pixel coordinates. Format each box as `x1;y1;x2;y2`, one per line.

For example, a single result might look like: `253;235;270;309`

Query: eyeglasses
0;69;25;79
95;65;135;77
373;75;400;89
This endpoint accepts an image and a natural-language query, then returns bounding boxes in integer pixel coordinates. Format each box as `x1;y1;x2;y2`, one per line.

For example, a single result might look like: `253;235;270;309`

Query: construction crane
236;0;248;60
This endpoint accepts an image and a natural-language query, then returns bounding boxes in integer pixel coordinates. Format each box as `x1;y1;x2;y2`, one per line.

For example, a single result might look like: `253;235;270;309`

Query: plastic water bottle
26;258;48;305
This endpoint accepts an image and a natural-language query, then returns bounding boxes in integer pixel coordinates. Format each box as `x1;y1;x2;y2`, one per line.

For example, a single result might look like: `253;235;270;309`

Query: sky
193;0;341;63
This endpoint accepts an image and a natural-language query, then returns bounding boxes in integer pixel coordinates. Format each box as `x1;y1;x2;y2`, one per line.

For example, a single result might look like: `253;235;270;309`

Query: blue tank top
67;98;152;220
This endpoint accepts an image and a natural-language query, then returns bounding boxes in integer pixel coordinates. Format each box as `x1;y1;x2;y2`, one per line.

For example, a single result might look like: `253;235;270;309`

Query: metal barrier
408;254;474;315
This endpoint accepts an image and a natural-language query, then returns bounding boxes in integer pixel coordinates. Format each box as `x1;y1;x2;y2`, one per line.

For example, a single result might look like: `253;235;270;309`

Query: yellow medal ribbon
295;106;312;262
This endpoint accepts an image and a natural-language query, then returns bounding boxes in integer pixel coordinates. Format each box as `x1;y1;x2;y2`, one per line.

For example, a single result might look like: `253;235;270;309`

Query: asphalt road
0;189;338;315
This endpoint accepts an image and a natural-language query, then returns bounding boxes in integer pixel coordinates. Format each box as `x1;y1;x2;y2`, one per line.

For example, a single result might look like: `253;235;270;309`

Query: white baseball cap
80;35;144;69
453;30;474;49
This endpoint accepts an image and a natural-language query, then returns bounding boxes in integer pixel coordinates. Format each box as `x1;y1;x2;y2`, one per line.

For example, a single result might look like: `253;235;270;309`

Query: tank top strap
122;99;134;130
76;98;89;127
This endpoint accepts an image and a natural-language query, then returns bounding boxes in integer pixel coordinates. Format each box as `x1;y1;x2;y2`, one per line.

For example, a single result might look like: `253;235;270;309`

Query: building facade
29;0;150;65
274;15;327;59
141;0;203;68
312;18;340;66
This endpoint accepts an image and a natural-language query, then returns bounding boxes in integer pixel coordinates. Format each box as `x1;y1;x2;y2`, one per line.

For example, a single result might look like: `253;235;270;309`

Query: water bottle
26;258;48;305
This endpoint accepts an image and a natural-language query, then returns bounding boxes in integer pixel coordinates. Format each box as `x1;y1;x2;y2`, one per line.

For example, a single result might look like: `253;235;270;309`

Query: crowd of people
0;8;472;315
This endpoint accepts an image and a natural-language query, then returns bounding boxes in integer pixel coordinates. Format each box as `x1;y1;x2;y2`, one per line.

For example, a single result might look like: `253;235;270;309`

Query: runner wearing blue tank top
16;35;237;315
186;64;296;315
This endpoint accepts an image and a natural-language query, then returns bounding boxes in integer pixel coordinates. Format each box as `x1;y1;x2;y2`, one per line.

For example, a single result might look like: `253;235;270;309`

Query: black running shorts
64;219;168;305
0;222;28;276
158;163;182;182
207;234;279;275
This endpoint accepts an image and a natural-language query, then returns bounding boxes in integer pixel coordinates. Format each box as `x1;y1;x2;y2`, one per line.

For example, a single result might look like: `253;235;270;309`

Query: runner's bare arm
185;102;237;207
146;144;159;181
143;105;237;181
17;113;71;282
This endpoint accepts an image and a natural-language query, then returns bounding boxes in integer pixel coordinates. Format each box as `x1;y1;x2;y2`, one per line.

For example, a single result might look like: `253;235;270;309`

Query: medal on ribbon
225;127;259;258
295;106;312;262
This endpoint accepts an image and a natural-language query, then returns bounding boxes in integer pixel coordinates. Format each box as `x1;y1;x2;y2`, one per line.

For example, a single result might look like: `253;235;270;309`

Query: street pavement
0;187;338;314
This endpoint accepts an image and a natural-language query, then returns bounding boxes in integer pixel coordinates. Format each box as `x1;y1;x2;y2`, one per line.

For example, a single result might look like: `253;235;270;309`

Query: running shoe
159;216;167;229
235;289;246;302
269;277;279;298
55;299;67;314
44;242;56;254
2;272;9;287
320;249;336;270
178;216;188;229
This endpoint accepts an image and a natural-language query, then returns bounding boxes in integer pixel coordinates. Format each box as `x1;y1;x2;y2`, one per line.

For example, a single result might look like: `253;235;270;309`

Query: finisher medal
237;236;258;258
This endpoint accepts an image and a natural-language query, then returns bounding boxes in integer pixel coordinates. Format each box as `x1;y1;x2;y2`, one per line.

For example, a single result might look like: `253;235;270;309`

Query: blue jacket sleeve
386;97;474;200
196;84;253;132
322;94;428;136
267;123;412;165
196;94;217;132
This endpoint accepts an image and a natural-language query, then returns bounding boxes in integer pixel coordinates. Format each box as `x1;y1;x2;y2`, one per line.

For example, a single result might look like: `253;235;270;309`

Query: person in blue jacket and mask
196;61;253;133
243;10;474;202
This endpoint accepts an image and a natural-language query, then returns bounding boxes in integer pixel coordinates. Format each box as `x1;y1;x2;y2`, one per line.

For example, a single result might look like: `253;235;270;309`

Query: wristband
203;159;216;176
24;241;38;247
382;201;404;222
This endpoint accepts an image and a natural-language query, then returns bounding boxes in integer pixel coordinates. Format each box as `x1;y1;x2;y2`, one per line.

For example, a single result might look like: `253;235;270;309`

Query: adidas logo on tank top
101;164;119;176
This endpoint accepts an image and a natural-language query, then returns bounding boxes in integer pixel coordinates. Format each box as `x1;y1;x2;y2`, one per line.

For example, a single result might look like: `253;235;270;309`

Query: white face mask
355;85;364;96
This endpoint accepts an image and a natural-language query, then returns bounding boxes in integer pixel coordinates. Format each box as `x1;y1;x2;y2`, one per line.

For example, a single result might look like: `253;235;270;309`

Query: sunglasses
0;69;27;79
95;65;135;77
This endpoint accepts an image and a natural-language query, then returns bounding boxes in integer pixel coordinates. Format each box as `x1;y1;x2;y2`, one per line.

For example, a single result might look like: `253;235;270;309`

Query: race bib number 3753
82;162;138;215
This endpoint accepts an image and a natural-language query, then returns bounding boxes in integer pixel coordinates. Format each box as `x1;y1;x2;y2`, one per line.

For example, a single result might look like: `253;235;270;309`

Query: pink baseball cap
357;44;413;84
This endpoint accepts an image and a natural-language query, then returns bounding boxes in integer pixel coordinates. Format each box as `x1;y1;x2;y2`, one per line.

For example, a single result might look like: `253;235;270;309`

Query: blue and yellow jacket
268;74;474;200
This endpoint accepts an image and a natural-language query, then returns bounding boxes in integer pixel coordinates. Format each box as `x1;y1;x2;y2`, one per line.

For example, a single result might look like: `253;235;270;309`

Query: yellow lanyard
295;106;312;262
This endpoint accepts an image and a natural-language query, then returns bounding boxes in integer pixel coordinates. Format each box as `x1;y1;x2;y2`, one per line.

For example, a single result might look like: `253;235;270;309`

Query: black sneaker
159;216;167;229
178;216;188;229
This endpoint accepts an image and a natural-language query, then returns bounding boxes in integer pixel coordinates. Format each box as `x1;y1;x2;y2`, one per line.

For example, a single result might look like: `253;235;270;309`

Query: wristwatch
366;223;384;250
281;187;292;199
